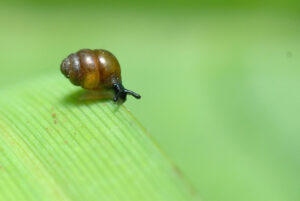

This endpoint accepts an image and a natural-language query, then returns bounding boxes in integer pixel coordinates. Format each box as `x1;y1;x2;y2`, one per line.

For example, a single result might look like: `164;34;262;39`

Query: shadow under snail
60;49;141;103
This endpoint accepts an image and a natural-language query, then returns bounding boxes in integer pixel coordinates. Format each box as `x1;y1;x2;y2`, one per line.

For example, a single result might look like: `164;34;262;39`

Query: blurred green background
1;0;300;201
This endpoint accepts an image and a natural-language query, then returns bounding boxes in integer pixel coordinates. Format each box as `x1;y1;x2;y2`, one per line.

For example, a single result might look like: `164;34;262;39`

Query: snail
61;49;141;102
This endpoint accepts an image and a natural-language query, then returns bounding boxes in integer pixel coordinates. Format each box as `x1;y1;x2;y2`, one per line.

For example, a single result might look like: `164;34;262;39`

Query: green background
1;1;299;201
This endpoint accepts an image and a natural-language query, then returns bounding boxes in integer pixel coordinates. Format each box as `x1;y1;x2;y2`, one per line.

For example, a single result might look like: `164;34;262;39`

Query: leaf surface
0;75;198;201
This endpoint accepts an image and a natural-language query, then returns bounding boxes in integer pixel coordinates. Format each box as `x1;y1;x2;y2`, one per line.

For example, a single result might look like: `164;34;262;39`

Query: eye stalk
113;83;141;102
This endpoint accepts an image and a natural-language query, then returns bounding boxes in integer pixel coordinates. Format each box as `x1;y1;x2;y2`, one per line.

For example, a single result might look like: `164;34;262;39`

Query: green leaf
0;74;199;201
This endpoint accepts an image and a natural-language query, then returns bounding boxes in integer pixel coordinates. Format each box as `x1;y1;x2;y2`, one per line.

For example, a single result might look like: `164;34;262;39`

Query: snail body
61;49;141;102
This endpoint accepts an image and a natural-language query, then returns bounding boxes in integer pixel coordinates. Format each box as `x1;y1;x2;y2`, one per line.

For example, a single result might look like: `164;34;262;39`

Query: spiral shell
61;49;121;89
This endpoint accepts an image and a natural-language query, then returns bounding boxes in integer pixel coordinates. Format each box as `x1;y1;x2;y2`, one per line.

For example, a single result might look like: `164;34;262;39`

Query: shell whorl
61;53;84;86
61;57;71;78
